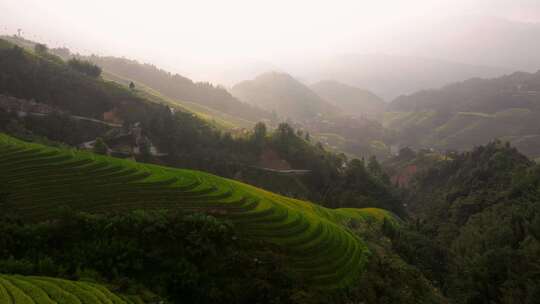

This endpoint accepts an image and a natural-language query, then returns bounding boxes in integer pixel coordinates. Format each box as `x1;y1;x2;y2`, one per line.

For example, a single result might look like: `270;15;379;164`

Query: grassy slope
102;70;254;130
0;133;395;290
0;274;144;304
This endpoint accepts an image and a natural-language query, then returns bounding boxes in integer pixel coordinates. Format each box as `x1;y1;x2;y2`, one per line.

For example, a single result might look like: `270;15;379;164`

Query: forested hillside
86;55;272;124
389;141;540;303
386;71;540;159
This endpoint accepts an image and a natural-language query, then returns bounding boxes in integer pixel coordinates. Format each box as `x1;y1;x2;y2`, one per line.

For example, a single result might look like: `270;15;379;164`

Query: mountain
310;80;385;120
230;73;395;159
231;72;340;121
289;53;510;100
386;71;540;159
201;16;539;101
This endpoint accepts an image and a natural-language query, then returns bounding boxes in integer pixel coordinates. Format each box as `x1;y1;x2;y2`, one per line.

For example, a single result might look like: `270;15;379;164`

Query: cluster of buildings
0;95;58;117
80;122;166;158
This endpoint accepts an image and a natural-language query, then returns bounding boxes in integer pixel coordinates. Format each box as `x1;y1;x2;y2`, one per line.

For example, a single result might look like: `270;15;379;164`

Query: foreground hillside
386;71;540;159
0;133;394;289
0;133;448;303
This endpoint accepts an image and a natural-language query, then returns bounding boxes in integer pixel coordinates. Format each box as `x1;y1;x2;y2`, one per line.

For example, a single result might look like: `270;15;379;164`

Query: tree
253;122;267;142
129;82;135;90
93;137;108;155
398;147;416;160
276;123;295;139
68;58;102;78
34;43;48;54
138;138;151;161
51;47;71;59
367;155;390;184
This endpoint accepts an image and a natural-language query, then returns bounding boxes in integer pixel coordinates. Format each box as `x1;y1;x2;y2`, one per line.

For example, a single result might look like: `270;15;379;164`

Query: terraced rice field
0;274;142;304
0;133;395;290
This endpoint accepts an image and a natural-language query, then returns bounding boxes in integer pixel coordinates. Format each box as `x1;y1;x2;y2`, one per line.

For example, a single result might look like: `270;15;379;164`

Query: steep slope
231;72;340;121
385;71;540;158
0;274;143;303
87;56;271;124
310;80;385;120
0;133;395;290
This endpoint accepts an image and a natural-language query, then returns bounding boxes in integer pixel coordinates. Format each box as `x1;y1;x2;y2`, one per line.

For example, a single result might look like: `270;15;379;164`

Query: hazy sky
1;0;539;80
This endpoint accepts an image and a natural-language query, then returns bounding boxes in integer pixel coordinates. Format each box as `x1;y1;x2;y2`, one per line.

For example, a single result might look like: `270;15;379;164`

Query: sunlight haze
1;0;539;82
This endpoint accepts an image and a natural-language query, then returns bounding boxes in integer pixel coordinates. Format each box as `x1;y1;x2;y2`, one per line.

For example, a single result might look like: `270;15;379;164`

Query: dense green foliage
397;141;540;303
0;208;441;304
0;211;297;303
68;58;102;78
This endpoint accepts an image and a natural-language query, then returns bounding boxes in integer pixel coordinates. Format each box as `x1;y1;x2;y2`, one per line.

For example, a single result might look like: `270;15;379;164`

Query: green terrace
0;133;396;290
0;274;145;304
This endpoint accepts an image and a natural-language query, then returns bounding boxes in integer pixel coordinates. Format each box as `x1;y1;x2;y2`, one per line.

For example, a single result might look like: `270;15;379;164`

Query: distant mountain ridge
389;70;540;113
288;53;511;100
231;71;340;121
310;80;385;120
385;70;540;158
